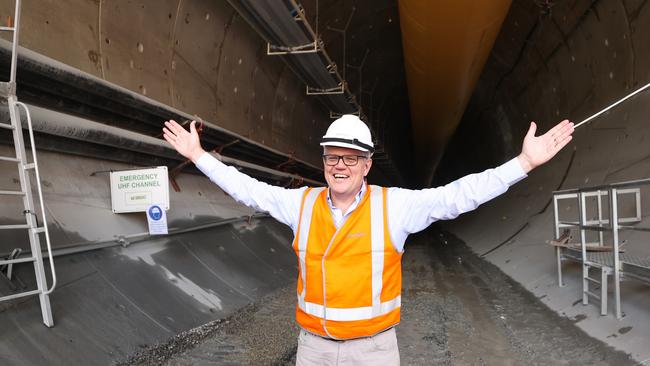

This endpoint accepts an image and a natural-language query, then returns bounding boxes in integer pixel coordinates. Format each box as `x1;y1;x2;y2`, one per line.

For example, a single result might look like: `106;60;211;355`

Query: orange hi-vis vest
292;185;403;339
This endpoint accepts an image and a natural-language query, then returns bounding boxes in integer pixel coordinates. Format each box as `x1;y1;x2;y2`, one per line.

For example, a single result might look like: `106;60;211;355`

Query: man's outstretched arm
386;119;575;250
162;120;305;231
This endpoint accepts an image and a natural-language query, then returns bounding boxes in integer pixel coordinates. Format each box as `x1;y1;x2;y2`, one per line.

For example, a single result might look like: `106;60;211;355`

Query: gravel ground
118;285;298;366
122;228;635;365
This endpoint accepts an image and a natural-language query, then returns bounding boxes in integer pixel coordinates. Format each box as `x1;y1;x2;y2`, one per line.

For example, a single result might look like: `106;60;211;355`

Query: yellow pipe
398;0;512;184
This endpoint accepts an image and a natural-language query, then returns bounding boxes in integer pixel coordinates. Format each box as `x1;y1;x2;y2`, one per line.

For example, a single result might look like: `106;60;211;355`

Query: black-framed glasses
322;154;368;166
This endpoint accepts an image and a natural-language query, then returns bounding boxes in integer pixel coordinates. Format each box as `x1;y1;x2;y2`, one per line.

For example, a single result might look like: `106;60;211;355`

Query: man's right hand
163;120;206;163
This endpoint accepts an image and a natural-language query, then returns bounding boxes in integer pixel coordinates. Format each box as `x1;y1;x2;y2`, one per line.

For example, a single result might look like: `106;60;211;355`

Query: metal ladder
577;190;610;316
0;0;57;327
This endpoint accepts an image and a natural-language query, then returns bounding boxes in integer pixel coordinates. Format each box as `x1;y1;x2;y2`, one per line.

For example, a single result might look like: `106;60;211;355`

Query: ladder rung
0;224;29;230
0;123;14;130
0;289;41;302
0;26;15;32
23;163;35;170
0;190;25;196
0;156;20;163
584;290;601;300
32;227;45;234
585;276;600;284
0;257;36;265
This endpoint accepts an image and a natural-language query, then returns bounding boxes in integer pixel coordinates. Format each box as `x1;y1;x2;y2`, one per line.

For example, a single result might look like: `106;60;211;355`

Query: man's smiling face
323;146;372;199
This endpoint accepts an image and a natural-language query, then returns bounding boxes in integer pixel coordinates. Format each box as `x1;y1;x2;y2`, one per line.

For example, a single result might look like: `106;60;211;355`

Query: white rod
575;82;650;129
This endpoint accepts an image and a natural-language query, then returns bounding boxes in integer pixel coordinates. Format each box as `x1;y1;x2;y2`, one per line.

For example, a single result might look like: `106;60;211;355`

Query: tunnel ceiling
0;0;516;188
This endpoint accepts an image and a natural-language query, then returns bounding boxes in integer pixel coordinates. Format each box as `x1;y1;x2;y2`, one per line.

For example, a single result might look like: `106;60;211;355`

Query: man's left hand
517;119;574;173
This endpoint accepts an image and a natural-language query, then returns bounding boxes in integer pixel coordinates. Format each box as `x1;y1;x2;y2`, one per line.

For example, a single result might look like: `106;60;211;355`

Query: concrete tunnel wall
2;0;650;363
436;0;650;361
0;0;332;166
0;145;300;364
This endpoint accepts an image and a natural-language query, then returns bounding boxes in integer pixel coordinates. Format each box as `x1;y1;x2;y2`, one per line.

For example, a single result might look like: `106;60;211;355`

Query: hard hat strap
320;137;374;153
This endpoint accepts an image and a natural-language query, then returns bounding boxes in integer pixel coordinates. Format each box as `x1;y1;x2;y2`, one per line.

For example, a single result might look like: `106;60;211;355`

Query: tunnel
0;0;649;364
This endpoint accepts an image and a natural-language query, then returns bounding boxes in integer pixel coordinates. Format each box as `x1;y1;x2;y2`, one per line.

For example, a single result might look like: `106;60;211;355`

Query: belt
303;326;394;342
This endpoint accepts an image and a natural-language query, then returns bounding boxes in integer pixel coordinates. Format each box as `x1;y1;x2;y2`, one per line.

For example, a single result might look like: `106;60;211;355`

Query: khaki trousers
295;328;400;366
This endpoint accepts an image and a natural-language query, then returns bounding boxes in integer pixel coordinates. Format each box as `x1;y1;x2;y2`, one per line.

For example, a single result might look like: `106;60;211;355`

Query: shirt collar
326;181;366;211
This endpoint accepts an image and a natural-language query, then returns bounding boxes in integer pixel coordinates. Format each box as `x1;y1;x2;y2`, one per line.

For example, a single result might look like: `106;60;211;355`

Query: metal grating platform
587;252;650;269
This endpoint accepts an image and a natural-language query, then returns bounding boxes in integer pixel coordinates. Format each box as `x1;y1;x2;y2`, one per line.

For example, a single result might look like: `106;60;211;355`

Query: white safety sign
110;167;169;213
146;204;168;235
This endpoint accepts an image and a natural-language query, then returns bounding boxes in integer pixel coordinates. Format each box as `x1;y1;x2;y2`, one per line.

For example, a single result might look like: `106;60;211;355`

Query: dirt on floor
122;228;635;365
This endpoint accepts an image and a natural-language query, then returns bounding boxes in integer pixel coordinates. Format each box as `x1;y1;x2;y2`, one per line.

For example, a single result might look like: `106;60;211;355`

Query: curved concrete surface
1;0;650;364
0;213;296;365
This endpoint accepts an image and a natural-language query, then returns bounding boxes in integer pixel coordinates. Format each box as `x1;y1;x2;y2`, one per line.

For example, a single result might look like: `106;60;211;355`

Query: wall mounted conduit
225;0;360;115
0;104;324;187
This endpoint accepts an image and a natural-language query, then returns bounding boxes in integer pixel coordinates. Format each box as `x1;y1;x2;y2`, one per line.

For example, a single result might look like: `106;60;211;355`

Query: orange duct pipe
398;0;512;184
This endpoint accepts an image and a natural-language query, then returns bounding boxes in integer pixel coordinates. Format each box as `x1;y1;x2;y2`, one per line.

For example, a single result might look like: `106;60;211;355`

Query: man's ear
364;158;372;177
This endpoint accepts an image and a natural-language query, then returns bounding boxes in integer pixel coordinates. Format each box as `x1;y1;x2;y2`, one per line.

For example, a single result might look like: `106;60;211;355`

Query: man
162;114;574;365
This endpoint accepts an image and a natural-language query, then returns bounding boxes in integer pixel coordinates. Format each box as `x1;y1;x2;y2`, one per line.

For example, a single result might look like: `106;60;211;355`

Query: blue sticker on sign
148;205;163;221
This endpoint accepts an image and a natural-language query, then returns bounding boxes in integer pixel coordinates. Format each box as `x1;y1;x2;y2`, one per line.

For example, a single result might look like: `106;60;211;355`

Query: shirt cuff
497;157;528;186
195;152;224;176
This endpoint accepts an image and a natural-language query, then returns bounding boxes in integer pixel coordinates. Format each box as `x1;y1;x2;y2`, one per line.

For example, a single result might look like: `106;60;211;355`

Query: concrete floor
123;228;634;366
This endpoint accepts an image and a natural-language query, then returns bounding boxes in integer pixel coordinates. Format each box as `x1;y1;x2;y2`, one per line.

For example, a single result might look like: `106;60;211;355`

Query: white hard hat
320;114;374;153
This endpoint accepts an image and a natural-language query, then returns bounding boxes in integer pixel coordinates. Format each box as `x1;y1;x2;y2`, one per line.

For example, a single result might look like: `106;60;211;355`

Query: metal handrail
553;187;642;238
558;222;650;232
16;101;57;295
553;177;650;194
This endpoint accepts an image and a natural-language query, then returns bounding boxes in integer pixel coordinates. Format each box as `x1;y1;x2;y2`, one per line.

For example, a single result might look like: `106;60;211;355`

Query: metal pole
578;192;589;305
610;188;622;319
552;194;564;287
597;190;604;246
9;0;21;85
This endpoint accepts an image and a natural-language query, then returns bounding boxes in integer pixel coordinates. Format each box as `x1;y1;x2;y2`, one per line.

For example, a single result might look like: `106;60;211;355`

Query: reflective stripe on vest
370;184;384;317
296;187;325;306
295;185;400;322
301;295;401;321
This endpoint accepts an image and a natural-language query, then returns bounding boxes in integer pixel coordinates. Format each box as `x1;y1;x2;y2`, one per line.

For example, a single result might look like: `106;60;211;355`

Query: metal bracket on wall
290;3;305;21
307;84;344;95
275;151;296;172
168;136;241;192
267;40;319;55
0;81;15;98
284;176;305;188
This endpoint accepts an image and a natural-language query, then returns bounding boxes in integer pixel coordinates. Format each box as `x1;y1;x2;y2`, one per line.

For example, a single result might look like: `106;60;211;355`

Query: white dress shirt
195;153;527;252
